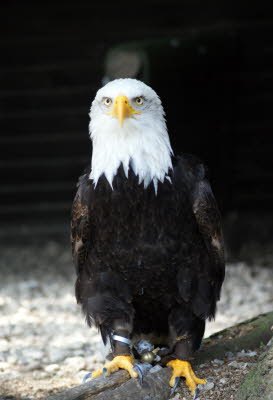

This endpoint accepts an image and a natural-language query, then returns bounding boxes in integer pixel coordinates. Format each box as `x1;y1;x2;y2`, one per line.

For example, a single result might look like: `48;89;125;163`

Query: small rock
71;349;85;357
21;348;44;363
245;351;257;357
149;364;162;374
0;362;10;370
22;361;41;371
229;361;252;369
48;348;70;363
245;362;257;367
63;356;86;372
212;359;224;365
6;355;17;365
220;378;227;384
203;381;215;391
225;351;235;360
44;363;60;373
0;370;20;380
0;339;10;352
32;370;48;379
170;394;182;400
67;341;85;350
228;361;240;368
199;363;208;368
237;350;257;358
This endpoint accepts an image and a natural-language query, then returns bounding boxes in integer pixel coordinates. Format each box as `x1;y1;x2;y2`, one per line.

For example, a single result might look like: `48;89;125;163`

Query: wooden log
45;370;131;400
92;367;172;400
45;311;273;400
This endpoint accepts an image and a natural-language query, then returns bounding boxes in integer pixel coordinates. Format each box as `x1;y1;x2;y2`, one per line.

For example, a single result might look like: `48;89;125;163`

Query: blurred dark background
0;1;273;261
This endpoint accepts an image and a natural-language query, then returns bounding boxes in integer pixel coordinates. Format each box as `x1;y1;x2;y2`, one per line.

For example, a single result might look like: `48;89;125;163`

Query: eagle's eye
134;97;144;106
103;97;112;106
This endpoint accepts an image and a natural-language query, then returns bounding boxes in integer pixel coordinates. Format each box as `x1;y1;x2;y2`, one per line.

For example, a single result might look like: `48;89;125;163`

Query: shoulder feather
71;171;92;275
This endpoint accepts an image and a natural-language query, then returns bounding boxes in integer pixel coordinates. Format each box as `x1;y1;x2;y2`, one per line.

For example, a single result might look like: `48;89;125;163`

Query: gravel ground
0;242;272;400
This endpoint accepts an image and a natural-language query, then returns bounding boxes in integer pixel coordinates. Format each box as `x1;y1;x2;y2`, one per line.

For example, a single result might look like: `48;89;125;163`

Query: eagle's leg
91;322;138;380
166;311;206;395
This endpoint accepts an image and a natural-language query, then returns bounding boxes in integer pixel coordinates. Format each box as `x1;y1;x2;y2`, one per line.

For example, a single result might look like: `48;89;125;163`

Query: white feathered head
89;78;173;191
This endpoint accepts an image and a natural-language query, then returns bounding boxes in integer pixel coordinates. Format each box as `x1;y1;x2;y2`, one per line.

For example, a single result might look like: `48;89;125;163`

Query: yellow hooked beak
107;95;141;127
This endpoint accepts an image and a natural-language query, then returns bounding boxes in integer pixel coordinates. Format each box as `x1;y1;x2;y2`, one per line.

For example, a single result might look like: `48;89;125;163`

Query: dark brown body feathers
71;155;225;351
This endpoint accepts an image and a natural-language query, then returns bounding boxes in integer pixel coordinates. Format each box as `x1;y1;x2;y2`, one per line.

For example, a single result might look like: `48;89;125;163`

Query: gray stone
228;361;240;368
44;363;60;373
229;361;253;369
203;381;215;391
149;364;162;374
212;359;224;365
0;370;20;380
0;362;10;370
22;361;42;371
63;356;86;372
170;394;182;400
225;351;235;360
0;339;10;352
48;348;70;363
6;355;18;365
245;351;257;357
67;341;86;350
237;350;257;358
21;348;44;363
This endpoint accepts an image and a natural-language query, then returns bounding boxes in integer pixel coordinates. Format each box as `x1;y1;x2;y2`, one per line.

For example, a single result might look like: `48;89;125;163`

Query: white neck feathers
89;117;173;192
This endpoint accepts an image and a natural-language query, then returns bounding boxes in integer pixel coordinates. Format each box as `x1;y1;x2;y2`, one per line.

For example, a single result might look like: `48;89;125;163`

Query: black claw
193;387;200;400
102;367;108;378
133;364;144;385
82;372;92;383
171;377;180;395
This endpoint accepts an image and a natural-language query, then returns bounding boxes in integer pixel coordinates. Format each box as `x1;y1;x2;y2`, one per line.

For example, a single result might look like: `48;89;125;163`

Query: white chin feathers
89;109;173;193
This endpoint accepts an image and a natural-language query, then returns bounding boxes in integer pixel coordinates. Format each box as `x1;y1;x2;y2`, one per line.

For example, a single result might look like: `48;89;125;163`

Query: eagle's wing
192;174;225;319
71;172;92;276
176;155;225;319
192;172;225;294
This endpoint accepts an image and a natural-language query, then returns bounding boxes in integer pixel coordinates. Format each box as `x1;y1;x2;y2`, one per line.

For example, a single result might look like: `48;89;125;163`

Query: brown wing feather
71;173;91;275
175;155;225;318
192;173;225;299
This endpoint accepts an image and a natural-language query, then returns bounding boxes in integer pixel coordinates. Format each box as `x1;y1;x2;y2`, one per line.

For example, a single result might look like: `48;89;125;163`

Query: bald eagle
71;79;225;396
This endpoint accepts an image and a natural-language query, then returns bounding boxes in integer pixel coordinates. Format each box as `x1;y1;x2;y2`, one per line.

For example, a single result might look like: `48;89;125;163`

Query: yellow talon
91;355;138;379
167;359;206;394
